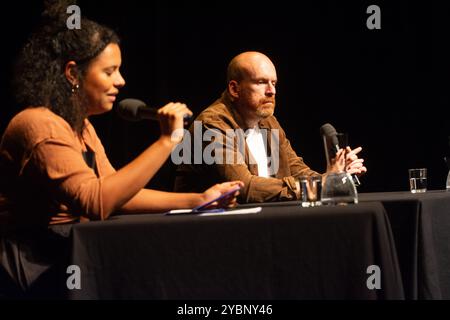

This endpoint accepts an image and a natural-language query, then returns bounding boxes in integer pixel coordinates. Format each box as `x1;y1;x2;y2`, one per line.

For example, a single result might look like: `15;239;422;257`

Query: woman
0;1;241;296
0;7;241;226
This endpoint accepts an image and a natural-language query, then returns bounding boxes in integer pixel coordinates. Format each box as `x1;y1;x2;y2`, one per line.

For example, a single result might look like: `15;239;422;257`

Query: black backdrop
1;0;449;194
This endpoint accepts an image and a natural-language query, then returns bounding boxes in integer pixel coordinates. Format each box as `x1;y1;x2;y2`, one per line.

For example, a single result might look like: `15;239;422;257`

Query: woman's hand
157;102;192;144
199;181;244;209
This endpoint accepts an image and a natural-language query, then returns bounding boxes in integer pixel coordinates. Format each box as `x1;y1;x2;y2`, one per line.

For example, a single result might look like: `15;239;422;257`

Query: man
174;51;366;202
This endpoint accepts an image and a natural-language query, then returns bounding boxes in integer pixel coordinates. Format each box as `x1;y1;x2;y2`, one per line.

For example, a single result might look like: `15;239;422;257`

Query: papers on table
166;207;262;216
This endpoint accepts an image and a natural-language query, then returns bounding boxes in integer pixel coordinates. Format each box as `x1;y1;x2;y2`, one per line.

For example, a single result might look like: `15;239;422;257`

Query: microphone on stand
320;123;361;186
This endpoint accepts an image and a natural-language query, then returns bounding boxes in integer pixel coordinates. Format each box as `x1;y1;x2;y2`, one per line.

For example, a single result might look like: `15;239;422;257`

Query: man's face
235;57;277;121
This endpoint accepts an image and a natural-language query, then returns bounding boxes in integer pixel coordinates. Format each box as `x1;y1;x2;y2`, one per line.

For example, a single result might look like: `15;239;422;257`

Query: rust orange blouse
0;107;116;225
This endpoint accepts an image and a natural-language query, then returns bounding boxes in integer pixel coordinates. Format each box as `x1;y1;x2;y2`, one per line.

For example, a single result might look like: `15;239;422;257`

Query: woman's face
82;43;125;115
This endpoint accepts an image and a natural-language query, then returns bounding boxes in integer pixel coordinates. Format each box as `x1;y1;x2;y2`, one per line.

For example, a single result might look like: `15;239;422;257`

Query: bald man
174;52;366;203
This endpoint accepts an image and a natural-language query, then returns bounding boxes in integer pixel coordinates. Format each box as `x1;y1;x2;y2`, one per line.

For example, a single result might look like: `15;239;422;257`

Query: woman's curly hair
13;0;120;133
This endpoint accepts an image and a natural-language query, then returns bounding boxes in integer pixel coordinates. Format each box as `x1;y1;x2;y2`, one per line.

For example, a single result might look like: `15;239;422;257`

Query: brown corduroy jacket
174;92;318;203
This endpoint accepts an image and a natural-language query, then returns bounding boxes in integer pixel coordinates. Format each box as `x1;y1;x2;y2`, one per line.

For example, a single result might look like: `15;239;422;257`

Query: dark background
1;0;449;193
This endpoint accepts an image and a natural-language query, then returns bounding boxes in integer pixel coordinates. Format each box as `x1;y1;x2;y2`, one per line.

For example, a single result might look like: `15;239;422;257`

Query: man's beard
256;100;275;118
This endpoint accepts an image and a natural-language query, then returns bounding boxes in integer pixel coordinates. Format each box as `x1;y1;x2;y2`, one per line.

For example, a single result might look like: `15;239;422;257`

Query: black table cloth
68;202;403;300
359;190;450;299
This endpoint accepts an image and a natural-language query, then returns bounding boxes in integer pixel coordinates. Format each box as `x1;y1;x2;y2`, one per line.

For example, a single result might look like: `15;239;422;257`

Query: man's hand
327;146;367;176
345;146;367;176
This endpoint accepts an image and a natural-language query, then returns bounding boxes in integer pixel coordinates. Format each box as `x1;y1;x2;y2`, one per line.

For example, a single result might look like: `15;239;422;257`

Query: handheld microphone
320;123;361;186
117;98;192;124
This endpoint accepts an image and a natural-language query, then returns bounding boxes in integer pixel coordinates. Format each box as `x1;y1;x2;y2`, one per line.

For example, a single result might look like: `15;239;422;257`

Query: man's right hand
326;147;367;175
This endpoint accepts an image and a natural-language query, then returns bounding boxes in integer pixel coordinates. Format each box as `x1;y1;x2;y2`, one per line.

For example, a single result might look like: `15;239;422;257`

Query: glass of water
408;168;427;193
298;175;322;207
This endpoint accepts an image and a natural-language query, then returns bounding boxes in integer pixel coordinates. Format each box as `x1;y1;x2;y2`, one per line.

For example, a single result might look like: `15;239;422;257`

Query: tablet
192;186;241;212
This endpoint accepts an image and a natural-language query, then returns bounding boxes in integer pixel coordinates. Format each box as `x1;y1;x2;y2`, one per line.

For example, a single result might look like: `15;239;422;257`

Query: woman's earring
71;84;80;94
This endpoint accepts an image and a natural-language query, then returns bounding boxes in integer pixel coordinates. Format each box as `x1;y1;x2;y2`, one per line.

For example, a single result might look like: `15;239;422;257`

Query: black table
68;202;403;300
359;190;450;299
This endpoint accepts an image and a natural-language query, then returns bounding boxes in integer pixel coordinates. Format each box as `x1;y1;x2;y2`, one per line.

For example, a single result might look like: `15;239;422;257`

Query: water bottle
321;172;358;205
446;156;450;191
447;170;450;191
